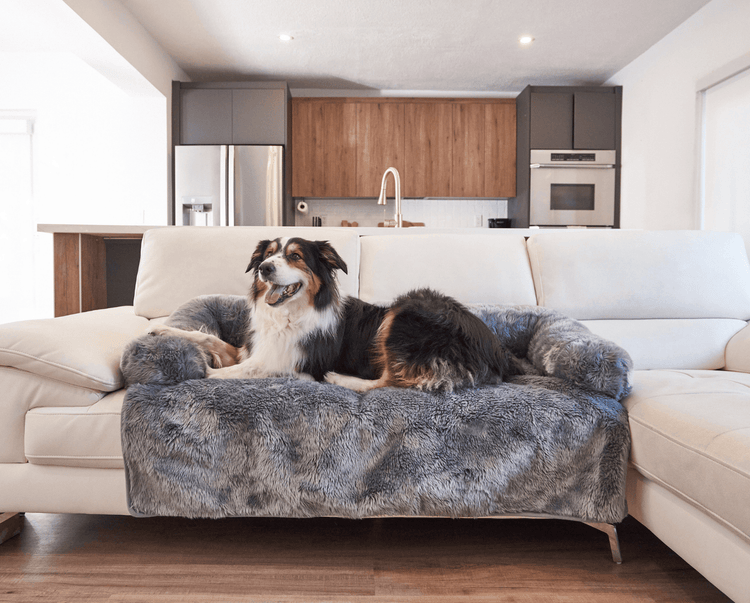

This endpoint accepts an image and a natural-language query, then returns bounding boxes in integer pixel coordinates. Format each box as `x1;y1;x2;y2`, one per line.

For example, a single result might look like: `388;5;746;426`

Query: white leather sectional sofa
1;227;749;602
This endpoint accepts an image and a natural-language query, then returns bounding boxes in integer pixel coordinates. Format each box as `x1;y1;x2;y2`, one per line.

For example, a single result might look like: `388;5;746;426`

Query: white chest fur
249;298;339;374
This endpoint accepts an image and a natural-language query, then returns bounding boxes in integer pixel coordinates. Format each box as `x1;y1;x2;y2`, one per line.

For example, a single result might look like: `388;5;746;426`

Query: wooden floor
0;513;731;603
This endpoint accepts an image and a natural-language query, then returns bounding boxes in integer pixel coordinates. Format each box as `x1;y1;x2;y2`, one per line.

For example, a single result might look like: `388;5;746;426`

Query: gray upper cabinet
530;93;573;149
529;88;619;150
232;89;286;145
180;88;233;145
177;83;289;146
573;92;617;150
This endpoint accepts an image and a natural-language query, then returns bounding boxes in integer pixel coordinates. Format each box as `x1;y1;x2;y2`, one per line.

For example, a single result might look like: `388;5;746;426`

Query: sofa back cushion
527;230;750;370
133;227;360;319
359;233;537;305
526;230;750;320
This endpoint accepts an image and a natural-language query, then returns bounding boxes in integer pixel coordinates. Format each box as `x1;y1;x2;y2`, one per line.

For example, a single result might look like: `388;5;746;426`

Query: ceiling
119;0;712;94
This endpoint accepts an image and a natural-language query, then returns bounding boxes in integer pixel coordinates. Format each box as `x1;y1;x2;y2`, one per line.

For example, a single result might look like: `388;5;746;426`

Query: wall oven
529;149;616;227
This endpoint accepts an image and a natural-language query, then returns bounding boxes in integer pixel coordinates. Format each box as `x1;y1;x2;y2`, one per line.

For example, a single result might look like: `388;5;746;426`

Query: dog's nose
260;262;275;278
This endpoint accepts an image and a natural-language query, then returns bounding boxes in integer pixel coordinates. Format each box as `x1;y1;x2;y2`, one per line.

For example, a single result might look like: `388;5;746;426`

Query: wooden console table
38;225;167;317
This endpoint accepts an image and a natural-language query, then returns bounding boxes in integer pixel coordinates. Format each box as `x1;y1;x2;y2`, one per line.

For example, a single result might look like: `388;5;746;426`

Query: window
700;65;750;255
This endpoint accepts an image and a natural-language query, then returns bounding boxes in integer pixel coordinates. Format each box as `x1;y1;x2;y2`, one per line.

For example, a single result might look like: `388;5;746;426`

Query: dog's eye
289;253;302;261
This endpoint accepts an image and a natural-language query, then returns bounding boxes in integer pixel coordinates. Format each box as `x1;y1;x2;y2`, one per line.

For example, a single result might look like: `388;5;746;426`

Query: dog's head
246;237;348;310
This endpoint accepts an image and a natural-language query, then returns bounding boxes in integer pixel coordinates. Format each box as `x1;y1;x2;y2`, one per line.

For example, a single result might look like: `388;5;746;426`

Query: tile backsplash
294;198;509;228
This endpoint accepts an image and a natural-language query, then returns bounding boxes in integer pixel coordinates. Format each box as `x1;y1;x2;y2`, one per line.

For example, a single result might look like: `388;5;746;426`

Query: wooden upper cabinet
404;103;452;197
355;103;405;198
485;102;516;197
453;102;516;198
291;98;516;199
452;103;485;197
292;100;356;197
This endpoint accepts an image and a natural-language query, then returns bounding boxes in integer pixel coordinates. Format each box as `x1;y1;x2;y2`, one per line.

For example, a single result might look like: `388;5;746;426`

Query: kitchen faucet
377;167;403;228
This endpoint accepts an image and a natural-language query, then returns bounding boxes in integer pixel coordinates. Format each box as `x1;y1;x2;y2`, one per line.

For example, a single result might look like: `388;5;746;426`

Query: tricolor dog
149;237;509;392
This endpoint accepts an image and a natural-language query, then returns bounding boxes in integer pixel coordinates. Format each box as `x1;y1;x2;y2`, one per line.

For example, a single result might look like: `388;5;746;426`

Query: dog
148;237;510;392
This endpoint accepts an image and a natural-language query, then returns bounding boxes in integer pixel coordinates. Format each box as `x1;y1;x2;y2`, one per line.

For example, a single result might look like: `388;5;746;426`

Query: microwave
529;150;616;227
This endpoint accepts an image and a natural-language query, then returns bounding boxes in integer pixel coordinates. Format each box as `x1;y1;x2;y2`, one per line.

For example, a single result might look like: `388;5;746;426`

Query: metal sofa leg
585;522;622;563
0;512;24;544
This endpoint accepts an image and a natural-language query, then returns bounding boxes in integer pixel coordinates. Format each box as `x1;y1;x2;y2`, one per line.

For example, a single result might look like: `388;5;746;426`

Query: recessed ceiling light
279;34;293;42
519;35;534;45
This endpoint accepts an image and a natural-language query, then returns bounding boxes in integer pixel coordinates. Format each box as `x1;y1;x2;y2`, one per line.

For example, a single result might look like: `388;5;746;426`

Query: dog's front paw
147;323;172;336
207;363;259;380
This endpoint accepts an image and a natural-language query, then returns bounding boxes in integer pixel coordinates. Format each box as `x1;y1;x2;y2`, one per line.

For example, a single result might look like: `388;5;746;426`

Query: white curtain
703;68;750;256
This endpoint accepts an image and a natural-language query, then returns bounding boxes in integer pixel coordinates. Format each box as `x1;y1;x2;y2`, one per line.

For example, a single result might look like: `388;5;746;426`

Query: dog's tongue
266;284;286;306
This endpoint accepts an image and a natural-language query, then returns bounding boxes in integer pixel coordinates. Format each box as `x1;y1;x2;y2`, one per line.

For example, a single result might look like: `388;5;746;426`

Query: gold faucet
377;167;403;228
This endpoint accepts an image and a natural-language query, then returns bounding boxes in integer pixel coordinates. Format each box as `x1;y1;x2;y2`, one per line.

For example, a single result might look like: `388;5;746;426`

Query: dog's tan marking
252;279;269;302
147;324;243;368
265;240;279;258
285;242;322;304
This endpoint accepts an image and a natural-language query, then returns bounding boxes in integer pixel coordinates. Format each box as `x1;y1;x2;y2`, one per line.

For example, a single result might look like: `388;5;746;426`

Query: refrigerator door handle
225;146;234;226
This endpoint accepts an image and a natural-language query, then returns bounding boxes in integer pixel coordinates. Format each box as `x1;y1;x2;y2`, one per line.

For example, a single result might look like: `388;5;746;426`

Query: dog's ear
246;240;271;273
316;240;347;274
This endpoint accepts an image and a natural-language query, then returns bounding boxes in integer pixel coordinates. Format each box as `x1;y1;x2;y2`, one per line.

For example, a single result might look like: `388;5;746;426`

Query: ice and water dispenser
181;197;214;226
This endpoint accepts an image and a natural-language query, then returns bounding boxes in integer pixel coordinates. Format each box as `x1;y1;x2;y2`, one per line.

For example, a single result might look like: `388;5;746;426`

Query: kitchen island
38;225;167;317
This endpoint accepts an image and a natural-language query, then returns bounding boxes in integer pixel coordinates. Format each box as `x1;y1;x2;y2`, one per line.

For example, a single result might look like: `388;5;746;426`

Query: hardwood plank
80;234;107;312
404;103;452;197
452;103;485;197
53;233;80;317
0;515;730;602
485;102;517;198
356;102;405;198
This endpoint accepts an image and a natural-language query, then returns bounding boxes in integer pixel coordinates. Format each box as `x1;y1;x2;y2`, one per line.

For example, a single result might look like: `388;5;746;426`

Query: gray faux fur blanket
121;296;632;523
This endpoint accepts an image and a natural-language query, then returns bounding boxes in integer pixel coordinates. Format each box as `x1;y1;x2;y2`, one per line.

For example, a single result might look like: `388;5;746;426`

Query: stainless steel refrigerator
174;145;284;226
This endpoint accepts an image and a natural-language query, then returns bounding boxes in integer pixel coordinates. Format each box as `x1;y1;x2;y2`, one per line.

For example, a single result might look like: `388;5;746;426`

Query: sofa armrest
725;321;750;373
0;307;150;391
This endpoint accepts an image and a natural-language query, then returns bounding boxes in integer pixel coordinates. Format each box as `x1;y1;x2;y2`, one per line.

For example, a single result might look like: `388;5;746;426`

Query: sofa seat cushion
582;319;747;370
0;367;105;463
25;390;125;469
625;370;750;541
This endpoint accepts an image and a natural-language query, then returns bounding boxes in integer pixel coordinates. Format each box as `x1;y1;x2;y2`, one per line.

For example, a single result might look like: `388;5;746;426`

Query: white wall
606;0;750;230
0;52;167;322
61;0;190;221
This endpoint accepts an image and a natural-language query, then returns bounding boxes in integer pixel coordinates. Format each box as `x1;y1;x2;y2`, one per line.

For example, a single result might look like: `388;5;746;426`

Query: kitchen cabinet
452;103;485;197
176;82;288;145
179;89;233;145
485;102;517;197
404;103;453;197
528;88;619;150
291;98;516;199
292;99;356;197
450;102;517;198
356;102;405;197
512;85;622;228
